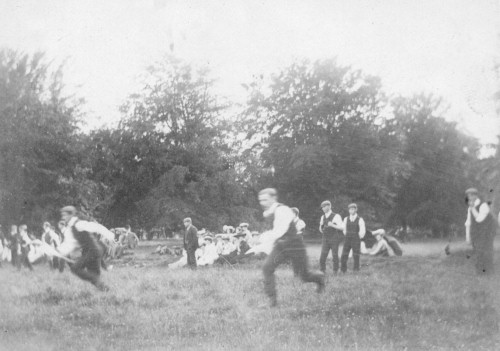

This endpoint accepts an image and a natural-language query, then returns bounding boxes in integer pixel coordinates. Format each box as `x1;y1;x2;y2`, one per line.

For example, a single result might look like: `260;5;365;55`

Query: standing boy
341;203;365;273
183;218;199;269
319;200;344;274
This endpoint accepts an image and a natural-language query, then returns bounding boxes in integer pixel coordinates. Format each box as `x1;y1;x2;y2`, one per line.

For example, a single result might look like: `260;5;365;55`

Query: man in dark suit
183;218;199;269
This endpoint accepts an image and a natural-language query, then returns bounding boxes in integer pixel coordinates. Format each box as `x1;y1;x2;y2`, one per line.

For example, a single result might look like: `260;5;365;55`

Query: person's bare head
19;224;28;234
258;188;278;211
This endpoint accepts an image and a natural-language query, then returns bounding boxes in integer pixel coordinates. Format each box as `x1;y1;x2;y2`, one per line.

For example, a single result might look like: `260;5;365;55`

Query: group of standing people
319;200;366;274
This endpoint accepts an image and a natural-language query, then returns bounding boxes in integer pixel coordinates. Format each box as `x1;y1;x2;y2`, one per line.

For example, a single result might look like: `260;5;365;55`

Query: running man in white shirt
57;206;114;291
259;188;325;307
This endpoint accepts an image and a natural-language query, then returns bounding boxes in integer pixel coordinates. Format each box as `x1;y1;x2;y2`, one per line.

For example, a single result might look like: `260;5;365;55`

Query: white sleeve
474;203;490;223
297;220;306;232
359;218;366;238
465;209;471;243
75;221;115;242
268;206;295;242
333;214;343;227
343;218;347;235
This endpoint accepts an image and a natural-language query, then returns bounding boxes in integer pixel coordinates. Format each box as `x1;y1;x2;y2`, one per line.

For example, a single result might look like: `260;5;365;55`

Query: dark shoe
316;273;325;293
95;281;110;292
270;297;278;307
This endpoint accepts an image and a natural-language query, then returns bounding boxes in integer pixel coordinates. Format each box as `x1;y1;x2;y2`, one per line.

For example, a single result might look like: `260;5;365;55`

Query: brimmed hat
60;206;77;216
239;223;249;228
348;203;357;209
321;200;331;208
465;188;478;196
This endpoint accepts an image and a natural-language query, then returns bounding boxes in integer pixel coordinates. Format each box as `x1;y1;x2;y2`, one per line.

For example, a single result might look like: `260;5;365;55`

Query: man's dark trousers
186;248;197;269
70;244;103;286
319;234;342;273
340;234;360;272
263;235;323;305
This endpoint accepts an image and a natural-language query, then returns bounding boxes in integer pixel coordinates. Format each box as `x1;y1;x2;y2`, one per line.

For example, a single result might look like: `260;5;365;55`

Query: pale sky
1;0;499;144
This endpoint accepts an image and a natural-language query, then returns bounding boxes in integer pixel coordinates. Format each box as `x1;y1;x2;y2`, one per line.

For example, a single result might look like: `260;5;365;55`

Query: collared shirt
319;211;343;231
264;202;295;243
343;214;366;238
465;198;490;226
58;217;115;256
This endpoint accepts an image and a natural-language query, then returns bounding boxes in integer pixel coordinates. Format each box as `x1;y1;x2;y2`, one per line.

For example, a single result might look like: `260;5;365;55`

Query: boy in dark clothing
341;203;366;272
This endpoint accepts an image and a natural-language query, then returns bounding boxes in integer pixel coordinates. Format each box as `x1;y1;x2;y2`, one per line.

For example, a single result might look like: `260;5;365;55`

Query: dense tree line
0;50;494;236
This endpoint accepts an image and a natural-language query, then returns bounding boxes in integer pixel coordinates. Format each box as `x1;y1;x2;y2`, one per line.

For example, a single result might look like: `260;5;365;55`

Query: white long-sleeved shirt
42;229;61;247
319;211;343;232
263;203;295;243
58;217;115;257
343;215;366;238
295;218;306;234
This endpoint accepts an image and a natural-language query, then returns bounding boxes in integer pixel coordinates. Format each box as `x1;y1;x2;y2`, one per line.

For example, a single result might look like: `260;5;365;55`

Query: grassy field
1;240;499;351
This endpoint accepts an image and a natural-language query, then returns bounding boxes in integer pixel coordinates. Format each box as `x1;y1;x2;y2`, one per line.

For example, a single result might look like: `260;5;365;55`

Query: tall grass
0;246;499;350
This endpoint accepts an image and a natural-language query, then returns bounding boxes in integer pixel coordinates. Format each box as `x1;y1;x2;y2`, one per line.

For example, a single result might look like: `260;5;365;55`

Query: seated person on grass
361;229;393;256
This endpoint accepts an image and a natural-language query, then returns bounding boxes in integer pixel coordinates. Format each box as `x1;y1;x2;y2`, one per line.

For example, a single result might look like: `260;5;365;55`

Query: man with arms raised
258;188;325;307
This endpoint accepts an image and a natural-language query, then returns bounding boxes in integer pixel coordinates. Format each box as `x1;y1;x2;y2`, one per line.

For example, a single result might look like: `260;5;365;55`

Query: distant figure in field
42;222;62;270
57;206;114;291
17;224;34;271
319;200;344;274
0;225;5;266
119;225;139;249
291;207;306;237
9;225;19;267
361;229;390;256
183;218;199;269
464;188;496;275
341;203;366;272
257;188;324;307
238;223;252;242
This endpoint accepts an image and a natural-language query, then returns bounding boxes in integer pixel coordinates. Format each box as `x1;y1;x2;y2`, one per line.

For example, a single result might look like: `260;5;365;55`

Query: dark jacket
184;225;199;251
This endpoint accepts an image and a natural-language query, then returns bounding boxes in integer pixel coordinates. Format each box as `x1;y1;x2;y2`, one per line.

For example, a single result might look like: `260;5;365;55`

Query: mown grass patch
0;247;499;350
